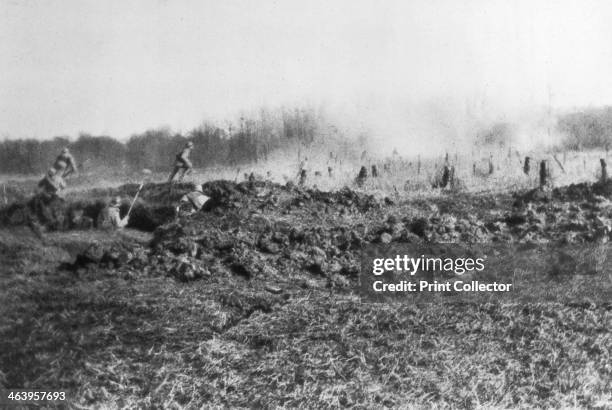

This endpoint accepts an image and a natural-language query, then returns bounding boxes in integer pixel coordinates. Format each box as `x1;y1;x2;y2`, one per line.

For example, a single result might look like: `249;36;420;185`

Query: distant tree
126;128;181;171
475;122;515;148
557;108;612;150
0;104;329;175
189;124;228;167
71;134;126;169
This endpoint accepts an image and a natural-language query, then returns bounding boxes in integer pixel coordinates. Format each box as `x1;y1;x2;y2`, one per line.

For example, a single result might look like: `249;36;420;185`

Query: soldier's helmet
47;168;57;177
61;147;70;154
185;141;194;148
110;196;122;206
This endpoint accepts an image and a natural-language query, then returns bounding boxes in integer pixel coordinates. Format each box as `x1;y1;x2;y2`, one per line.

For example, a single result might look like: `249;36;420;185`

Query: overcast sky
2;0;612;141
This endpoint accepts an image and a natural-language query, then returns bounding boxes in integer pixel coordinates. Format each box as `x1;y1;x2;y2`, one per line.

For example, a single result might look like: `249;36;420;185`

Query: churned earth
0;179;611;408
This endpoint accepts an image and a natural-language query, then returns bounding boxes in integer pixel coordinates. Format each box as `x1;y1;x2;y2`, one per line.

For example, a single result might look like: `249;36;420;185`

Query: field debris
1;176;612;408
6;178;612;278
9;176;608;290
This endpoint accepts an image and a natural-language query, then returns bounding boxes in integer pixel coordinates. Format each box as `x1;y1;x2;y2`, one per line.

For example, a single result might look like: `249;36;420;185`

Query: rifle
126;182;144;219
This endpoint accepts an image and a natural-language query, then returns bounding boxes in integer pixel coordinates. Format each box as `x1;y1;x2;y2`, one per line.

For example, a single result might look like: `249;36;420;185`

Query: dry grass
1;148;612;408
0;266;610;408
2;148;610;201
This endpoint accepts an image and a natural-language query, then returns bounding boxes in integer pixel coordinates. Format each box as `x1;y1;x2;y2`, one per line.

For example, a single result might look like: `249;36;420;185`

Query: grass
0;268;610;408
3;147;609;201
1;148;612;408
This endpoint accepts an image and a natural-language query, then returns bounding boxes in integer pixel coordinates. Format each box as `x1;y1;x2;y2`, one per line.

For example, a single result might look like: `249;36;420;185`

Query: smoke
320;94;561;159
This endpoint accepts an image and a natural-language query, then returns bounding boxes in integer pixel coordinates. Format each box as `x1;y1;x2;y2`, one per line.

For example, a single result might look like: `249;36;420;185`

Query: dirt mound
55;177;612;283
11;177;612;283
515;180;612;205
304;186;382;211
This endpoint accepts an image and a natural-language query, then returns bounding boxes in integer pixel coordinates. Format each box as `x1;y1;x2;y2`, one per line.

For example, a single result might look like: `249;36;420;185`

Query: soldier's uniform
97;197;128;229
37;168;66;197
54;148;78;177
168;142;194;182
176;185;209;216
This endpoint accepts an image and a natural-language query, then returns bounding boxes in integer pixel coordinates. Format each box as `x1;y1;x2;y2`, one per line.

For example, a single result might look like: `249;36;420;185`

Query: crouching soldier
97;196;129;229
176;184;210;217
38;167;66;198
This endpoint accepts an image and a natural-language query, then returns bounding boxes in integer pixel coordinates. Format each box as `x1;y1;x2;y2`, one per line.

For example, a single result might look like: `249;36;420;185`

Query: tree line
557;107;612;150
0;108;320;175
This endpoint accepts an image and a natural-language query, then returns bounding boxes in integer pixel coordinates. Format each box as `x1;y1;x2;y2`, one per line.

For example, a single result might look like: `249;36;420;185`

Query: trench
0;195;175;233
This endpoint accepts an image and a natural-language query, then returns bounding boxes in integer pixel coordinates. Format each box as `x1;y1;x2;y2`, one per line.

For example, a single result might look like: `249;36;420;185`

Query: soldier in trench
176;184;210;217
97;196;129;229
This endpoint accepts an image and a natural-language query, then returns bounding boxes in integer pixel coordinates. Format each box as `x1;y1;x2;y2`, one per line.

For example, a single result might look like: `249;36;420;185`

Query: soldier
53;147;78;178
37;167;66;197
176;184;210;216
97;196;129;229
168;141;194;182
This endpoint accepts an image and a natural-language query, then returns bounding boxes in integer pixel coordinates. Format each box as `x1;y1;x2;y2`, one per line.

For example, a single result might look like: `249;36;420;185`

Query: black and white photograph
1;0;611;408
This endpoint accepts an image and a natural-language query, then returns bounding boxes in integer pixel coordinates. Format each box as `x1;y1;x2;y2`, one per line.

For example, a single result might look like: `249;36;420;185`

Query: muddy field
0;175;611;408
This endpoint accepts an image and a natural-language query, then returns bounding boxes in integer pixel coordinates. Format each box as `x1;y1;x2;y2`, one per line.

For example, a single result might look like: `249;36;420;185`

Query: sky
2;0;612;147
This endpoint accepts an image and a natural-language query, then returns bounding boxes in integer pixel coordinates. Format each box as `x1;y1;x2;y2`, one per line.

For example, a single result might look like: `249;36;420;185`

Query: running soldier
168;141;194;182
53;147;78;178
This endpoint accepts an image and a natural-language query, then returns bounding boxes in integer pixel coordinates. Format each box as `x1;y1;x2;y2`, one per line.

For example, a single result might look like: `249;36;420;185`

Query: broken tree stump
539;160;551;189
355;166;368;187
449;166;456;188
299;170;307;186
441;165;450;188
488;155;494;175
523;156;531;175
433;165;452;189
601;158;608;182
371;165;378;178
